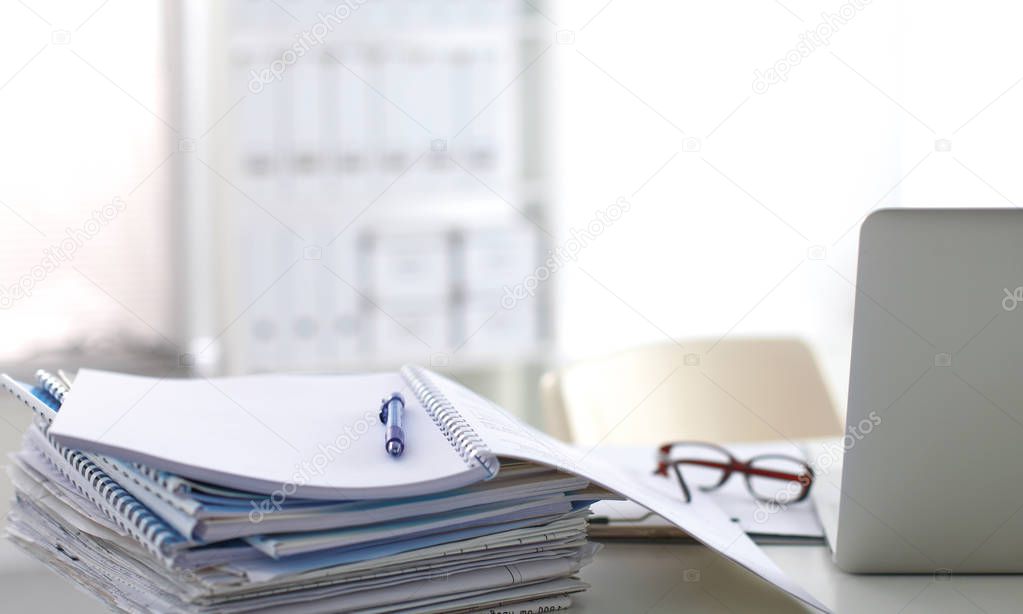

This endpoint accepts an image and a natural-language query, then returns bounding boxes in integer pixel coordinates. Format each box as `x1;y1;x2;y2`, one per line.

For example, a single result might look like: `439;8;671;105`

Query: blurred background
1;1;1023;605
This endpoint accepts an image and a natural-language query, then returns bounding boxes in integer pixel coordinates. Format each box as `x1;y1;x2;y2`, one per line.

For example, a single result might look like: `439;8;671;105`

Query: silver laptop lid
835;208;1023;572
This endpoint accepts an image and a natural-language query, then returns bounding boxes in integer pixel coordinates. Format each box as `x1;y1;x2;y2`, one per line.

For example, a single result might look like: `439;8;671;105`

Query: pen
379;392;406;457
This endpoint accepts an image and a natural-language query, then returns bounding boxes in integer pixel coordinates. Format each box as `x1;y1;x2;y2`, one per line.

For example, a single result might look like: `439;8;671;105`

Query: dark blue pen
379;392;406;457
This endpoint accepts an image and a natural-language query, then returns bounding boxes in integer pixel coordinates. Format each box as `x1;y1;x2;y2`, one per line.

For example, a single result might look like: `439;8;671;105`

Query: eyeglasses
654;441;814;504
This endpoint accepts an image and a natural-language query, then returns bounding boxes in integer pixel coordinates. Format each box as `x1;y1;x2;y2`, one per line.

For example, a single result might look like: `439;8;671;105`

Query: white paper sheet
590;442;825;539
431;370;830;613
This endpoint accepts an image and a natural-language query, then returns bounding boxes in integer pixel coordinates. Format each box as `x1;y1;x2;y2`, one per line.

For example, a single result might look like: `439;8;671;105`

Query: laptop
809;208;1023;573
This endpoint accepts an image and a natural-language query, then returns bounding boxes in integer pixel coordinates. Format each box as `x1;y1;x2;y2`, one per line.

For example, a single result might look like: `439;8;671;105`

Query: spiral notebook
30;366;828;612
46;366;488;500
1;374;189;564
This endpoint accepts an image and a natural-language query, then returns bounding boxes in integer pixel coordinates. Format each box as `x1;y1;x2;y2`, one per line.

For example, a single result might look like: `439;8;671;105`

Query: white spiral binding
35;431;186;563
401;365;499;479
5;375;186;564
1;375;54;429
36;369;69;403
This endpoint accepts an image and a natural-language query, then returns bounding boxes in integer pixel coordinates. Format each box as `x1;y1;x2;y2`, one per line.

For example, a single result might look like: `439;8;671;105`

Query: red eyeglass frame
654;441;815;504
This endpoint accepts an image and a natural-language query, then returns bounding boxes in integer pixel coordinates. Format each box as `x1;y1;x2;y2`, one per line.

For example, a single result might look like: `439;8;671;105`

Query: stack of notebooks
1;366;618;613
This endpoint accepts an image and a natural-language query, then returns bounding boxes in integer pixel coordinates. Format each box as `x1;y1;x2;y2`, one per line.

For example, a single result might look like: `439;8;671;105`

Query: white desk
3;539;1022;612
576;542;1023;613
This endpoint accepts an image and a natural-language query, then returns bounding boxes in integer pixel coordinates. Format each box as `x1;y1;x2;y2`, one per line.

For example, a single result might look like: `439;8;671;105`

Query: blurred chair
540;338;842;445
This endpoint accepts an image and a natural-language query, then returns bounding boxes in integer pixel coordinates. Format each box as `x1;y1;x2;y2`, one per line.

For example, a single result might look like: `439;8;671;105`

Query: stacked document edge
3;373;610;613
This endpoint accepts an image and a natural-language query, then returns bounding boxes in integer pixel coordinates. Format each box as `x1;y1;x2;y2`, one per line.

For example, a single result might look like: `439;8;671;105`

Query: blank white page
49;370;484;500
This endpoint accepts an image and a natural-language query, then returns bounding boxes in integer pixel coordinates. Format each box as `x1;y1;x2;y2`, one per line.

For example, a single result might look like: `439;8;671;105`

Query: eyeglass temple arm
670;463;693;503
742;465;812;483
668;459;812;487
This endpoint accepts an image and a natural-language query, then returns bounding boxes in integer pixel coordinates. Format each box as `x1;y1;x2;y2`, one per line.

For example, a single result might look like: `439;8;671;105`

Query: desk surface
2;539;1022;612
575;542;1023;613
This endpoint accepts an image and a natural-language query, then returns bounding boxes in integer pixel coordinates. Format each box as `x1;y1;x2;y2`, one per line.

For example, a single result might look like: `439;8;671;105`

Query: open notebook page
48;370;487;500
427;369;830;613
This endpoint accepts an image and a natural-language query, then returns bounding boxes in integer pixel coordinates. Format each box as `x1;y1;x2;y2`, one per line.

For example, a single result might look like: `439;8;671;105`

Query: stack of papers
2;370;610;613
2;366;831;612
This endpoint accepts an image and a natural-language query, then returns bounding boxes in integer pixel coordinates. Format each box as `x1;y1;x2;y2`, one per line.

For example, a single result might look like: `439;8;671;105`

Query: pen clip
379;392;404;423
380;392;406;457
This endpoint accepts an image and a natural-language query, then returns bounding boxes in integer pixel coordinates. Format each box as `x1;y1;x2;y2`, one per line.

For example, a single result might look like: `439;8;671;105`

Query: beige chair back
541;338;842;445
